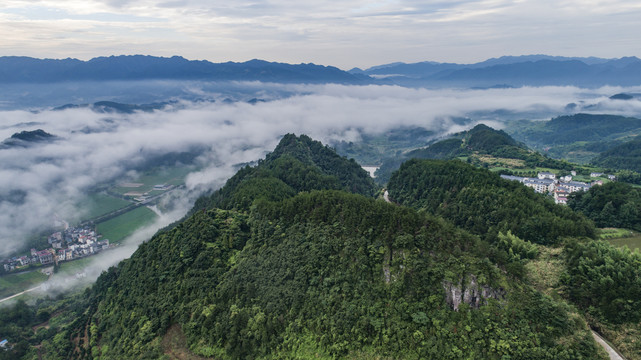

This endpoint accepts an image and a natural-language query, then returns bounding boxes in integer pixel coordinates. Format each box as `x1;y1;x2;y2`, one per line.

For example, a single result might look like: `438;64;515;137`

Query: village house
538;172;556;180
524;178;555;193
37;249;54;265
554;187;570;205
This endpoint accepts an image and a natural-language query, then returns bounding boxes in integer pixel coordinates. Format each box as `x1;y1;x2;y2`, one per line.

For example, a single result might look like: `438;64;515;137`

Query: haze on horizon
1;0;640;69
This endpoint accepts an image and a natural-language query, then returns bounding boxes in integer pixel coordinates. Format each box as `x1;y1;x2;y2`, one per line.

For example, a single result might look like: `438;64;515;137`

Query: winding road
592;330;626;360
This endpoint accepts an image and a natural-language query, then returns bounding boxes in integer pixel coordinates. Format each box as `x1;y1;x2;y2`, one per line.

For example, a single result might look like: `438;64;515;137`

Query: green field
609;236;641;252
82;192;132;220
112;166;193;195
601;228;641;252
97;206;158;243
0;270;48;299
57;256;96;276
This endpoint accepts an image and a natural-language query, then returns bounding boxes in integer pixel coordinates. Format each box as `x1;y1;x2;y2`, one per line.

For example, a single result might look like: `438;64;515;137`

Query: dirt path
0;284;41;303
592;330;626;360
383;190;392;204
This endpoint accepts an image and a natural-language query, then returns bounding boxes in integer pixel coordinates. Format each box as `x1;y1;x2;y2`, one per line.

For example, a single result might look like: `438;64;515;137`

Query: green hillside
388;159;641;359
0;135;615;360
376;124;571;183
568;181;641;230
505;114;641;163
387;159;595;245
591;136;641;172
194;133;378;212
68;189;601;359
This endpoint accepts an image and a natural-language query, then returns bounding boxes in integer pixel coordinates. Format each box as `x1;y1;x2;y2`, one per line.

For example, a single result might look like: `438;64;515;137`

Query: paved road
592;330;625;360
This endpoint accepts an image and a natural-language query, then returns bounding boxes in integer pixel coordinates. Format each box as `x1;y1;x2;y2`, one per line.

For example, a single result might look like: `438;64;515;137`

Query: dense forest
375;124;573;183
5;133;640;359
591;136;641;172
504;113;641;163
506;113;641;146
194;133;378;212
69;192;601;359
568;182;641;230
387;159;595;245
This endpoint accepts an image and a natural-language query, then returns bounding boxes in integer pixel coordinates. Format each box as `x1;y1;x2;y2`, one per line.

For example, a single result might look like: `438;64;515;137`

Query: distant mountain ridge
352;55;641;87
3;54;641;87
0;55;370;84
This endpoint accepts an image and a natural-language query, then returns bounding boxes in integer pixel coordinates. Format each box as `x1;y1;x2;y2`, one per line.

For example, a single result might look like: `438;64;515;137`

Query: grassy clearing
96;206;158;243
0;270;47;299
474;154;526;167
599;228;641;252
162;324;212;360
525;246;564;298
57;257;96;276
599;228;635;240
609;236;641;252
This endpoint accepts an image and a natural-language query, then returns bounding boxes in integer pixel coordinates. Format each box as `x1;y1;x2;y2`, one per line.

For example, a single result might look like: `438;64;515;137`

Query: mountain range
0;55;369;84
351;55;641;87
2;54;640;87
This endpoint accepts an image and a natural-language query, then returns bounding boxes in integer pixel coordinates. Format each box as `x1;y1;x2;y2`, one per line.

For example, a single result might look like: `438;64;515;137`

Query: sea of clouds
1;82;640;295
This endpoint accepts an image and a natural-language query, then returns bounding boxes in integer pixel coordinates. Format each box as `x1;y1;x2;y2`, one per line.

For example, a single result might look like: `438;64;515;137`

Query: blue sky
1;0;640;68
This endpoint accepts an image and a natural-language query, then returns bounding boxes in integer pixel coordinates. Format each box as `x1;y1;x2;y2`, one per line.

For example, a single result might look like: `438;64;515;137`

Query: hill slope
375;124;568;183
591;136;641;172
387;159;595;245
505;113;641;163
52;136;605;360
193;133;378;212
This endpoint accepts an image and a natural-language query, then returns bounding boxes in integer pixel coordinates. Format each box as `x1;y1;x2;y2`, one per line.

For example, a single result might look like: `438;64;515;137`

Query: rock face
443;274;505;310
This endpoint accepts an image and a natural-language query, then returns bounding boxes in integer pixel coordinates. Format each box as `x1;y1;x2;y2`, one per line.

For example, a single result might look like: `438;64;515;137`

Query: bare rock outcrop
443;274;505;310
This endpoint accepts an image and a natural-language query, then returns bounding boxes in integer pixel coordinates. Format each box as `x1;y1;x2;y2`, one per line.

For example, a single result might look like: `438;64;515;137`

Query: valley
0;56;641;359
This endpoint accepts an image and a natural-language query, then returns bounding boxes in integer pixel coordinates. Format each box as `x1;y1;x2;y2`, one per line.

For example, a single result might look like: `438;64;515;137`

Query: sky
1;0;640;69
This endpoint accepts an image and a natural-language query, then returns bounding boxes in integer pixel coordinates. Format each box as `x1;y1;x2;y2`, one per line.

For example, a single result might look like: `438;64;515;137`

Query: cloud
1;83;641;292
1;0;640;68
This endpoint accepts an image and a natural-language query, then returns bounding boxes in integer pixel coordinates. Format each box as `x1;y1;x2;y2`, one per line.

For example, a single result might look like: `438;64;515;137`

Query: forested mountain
14;134;641;359
193;133;378;211
505;113;641;163
375;124;569;183
509;114;641;146
0;56;369;84
66;190;600;359
591;136;641;172
0;129;58;149
387;159;595;245
0;134;607;360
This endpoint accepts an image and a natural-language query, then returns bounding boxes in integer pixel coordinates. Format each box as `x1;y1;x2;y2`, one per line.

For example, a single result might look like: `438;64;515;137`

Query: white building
538;172;556;180
524;178;556;193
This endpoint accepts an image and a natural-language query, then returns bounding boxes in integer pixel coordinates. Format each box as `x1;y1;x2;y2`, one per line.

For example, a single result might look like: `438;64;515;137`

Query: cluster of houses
500;171;614;205
2;225;110;272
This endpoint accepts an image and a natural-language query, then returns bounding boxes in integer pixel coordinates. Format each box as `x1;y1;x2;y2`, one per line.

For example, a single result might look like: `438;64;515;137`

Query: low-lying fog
1;82;640;296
